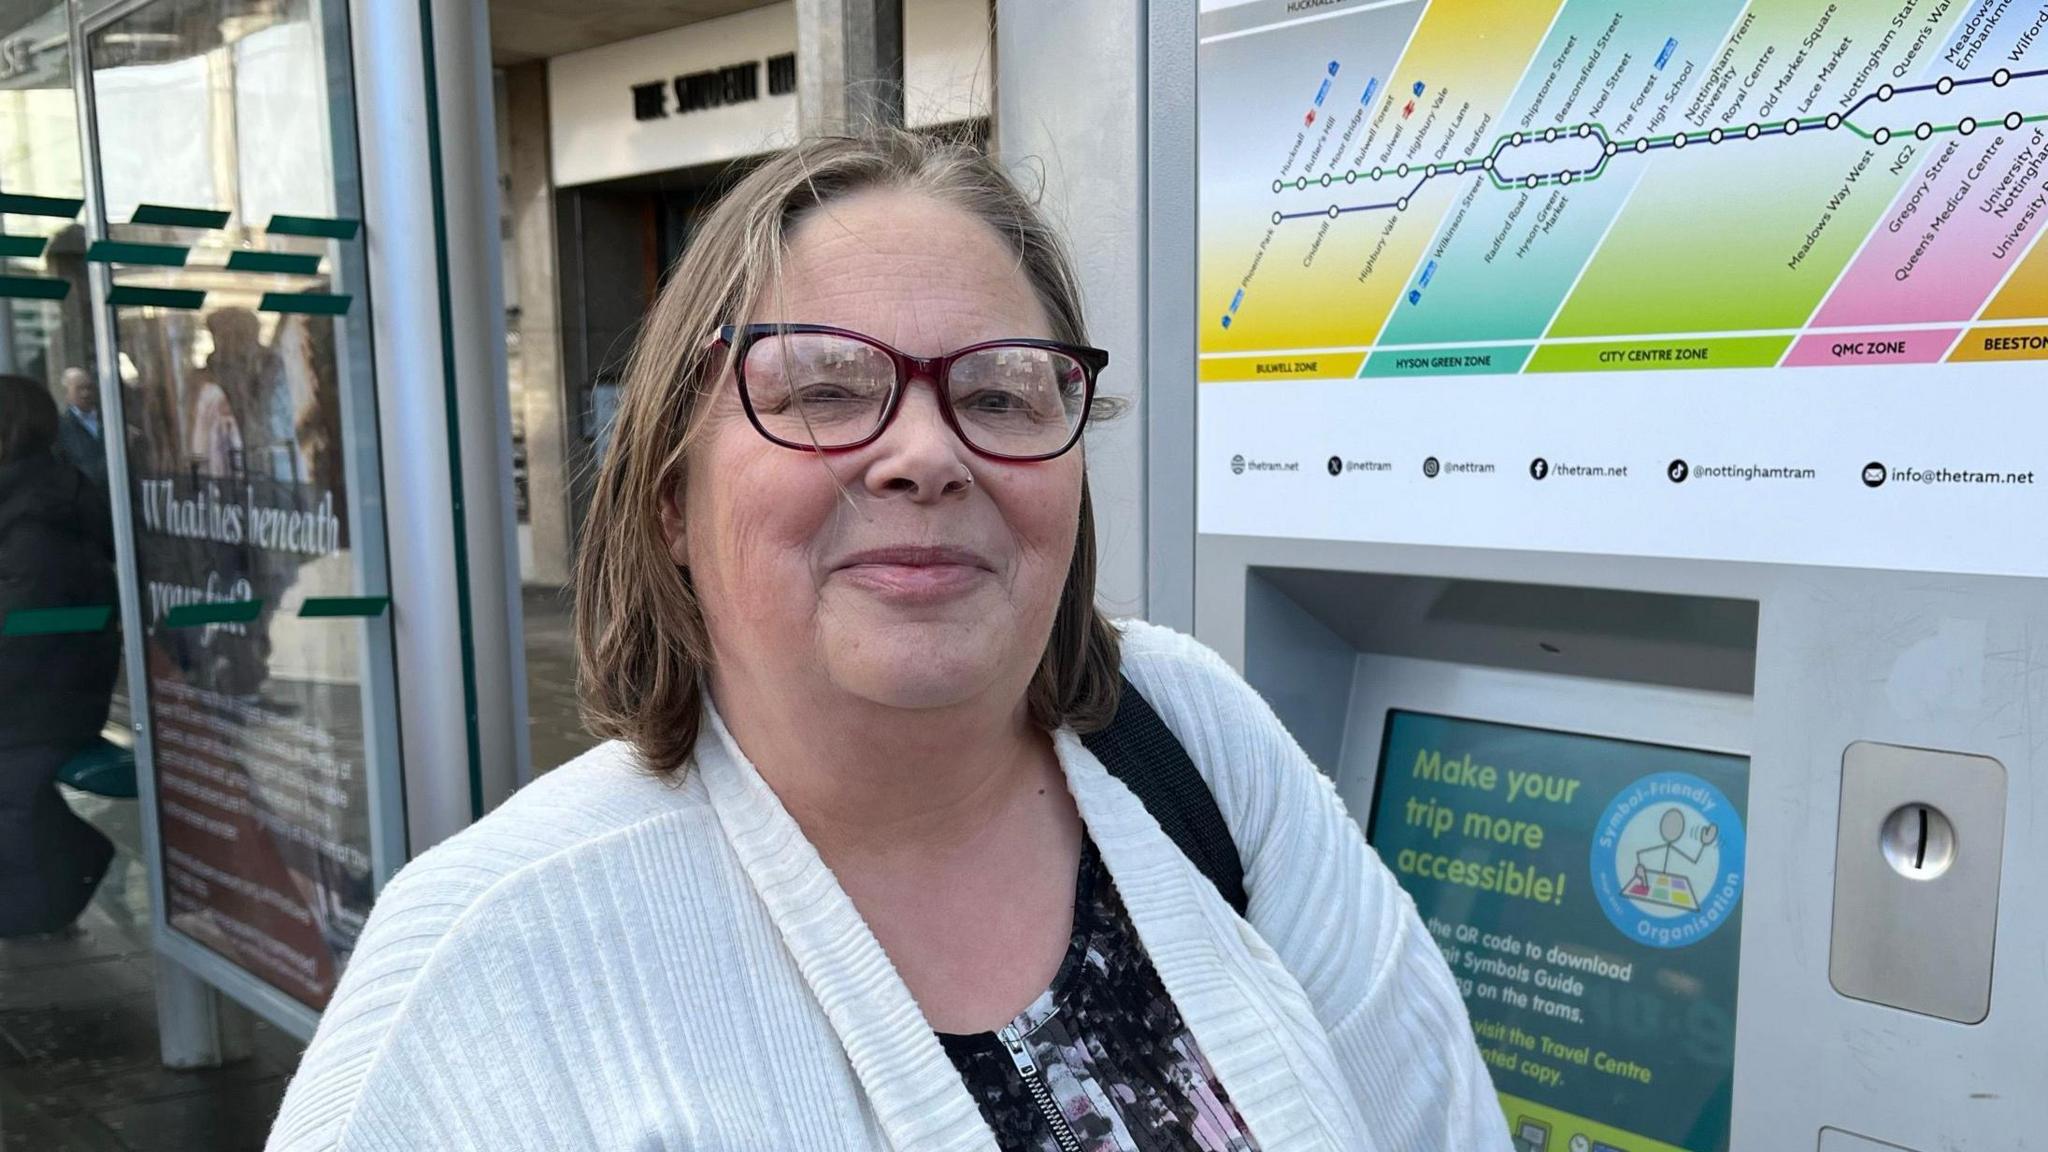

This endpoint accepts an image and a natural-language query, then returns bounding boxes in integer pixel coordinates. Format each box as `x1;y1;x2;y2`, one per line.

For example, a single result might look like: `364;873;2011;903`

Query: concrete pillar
1144;0;1198;632
503;62;574;587
794;0;905;133
994;0;1147;618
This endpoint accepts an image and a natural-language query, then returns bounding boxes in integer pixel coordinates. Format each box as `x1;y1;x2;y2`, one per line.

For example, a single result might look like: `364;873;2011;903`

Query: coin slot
1879;803;1955;881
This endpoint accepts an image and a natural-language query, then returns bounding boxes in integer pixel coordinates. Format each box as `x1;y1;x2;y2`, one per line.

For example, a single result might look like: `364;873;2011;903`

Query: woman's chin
823;627;1014;711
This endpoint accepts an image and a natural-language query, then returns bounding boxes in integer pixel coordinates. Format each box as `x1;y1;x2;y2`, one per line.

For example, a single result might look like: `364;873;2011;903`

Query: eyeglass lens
742;331;1087;457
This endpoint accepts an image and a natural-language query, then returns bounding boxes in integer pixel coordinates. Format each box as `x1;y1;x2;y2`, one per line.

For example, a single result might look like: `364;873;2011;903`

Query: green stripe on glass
297;596;390;619
130;204;231;229
0;275;69;300
226;250;321;275
108;285;205;309
2;605;113;637
87;240;190;267
0;235;48;258
265;214;360;240
162;600;262;629
0;194;83;219
259;291;350;316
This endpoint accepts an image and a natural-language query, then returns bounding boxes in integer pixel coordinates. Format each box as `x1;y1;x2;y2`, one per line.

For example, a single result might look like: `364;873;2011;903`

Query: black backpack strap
1080;675;1249;916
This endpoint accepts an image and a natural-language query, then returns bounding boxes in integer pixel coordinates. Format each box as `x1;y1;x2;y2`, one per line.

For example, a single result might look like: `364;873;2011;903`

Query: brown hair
574;129;1124;776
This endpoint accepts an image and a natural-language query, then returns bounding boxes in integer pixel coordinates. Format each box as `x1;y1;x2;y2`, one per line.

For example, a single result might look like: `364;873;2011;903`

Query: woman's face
679;188;1085;717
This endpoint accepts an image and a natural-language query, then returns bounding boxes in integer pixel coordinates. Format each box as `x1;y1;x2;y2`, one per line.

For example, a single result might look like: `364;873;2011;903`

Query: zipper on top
998;1022;1084;1152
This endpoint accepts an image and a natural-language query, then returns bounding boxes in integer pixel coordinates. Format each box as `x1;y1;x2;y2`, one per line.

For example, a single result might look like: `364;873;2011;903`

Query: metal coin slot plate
1830;742;2006;1024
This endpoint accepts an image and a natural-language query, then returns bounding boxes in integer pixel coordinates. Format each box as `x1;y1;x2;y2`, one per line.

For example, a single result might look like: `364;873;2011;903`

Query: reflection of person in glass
208;308;293;481
0;375;120;939
55;367;108;490
187;365;242;478
279;311;340;492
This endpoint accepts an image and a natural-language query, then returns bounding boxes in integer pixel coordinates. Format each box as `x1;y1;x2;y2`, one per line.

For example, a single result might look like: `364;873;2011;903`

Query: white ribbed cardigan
268;622;1508;1151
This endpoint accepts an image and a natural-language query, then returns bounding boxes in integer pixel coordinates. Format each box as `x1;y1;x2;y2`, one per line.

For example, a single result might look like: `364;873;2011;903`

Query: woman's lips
833;547;992;601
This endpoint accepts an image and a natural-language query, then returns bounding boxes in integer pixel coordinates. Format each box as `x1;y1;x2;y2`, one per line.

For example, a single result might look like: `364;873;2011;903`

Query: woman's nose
861;380;974;500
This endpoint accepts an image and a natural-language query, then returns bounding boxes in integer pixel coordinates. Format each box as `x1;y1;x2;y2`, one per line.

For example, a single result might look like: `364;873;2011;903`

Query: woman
0;374;119;939
270;131;1505;1151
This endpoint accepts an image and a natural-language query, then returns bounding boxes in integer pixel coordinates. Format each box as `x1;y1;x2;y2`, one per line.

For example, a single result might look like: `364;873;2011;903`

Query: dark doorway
553;155;762;529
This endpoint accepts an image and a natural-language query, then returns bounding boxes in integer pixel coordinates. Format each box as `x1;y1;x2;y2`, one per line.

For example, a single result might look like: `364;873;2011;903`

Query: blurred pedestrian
0;374;119;939
55;366;108;490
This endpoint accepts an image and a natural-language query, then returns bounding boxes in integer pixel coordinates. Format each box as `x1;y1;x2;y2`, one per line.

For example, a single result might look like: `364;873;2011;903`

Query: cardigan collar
693;698;1367;1152
694;700;994;1151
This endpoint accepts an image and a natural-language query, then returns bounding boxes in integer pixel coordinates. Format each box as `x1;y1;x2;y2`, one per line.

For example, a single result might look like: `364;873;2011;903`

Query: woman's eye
761;382;885;426
794;382;861;403
962;386;1062;420
959;388;1027;412
761;381;871;413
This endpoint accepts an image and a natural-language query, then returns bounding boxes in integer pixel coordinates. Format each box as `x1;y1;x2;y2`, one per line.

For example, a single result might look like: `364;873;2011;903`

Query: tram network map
1197;0;2048;579
1200;0;2048;378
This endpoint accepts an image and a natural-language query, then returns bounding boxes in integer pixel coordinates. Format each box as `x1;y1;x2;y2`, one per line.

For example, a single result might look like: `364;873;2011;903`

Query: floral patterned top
936;840;1261;1152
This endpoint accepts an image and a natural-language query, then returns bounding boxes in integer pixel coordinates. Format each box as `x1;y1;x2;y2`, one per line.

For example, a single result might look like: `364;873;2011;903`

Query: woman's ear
658;477;690;569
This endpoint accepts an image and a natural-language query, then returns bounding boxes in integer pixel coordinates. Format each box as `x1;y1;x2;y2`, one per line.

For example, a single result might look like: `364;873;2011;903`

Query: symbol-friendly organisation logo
1590;771;1745;950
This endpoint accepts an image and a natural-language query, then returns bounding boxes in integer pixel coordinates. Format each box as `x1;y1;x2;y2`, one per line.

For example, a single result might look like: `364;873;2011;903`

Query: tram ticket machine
1177;1;2048;1149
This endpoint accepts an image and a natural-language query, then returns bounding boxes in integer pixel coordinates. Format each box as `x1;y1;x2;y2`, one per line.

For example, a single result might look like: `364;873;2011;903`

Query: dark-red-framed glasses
715;323;1108;462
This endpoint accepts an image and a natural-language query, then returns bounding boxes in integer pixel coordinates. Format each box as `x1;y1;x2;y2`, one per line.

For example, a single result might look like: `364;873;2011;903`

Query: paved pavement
0;842;303;1151
524;584;600;774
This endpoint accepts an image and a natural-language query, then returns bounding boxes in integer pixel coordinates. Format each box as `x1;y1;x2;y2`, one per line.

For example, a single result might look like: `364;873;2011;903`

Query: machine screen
1367;711;1749;1152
